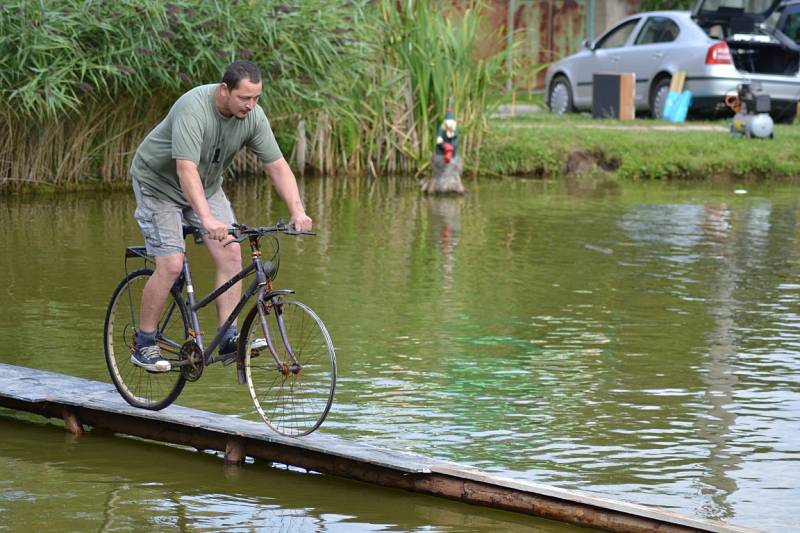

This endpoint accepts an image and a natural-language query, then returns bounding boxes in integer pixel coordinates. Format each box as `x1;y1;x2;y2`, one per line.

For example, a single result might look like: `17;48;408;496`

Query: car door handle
652;52;664;59
610;56;620;62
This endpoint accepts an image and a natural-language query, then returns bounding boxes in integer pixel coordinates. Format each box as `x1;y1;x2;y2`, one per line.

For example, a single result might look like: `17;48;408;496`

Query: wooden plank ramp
0;363;753;533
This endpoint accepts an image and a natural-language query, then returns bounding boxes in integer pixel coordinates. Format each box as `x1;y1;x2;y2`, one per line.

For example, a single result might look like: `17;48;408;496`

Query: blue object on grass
662;90;679;121
662;90;692;122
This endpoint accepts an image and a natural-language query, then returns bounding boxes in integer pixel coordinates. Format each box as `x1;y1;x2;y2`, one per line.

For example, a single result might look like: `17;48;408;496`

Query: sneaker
219;334;239;356
250;338;268;356
131;344;171;372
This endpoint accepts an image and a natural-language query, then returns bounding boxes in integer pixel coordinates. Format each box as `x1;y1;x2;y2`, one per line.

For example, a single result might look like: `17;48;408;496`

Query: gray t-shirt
131;84;282;206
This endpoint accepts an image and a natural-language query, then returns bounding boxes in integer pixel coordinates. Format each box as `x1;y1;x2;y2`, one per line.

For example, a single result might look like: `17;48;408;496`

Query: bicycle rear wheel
242;299;336;436
104;268;188;410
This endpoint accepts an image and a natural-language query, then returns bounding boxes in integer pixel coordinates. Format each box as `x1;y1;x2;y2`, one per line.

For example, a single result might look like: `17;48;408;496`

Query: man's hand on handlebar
289;212;313;233
202;216;229;241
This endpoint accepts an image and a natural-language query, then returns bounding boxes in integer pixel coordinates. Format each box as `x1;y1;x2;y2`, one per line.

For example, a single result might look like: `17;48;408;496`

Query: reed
0;0;506;189
351;0;506;176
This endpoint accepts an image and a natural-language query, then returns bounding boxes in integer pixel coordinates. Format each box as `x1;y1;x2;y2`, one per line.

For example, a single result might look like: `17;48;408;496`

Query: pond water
1;176;798;532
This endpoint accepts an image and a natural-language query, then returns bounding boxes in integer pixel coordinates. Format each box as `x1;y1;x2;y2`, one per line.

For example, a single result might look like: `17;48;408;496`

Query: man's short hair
222;60;262;90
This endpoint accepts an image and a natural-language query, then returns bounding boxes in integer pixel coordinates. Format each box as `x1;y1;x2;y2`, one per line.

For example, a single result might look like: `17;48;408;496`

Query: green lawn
479;111;800;181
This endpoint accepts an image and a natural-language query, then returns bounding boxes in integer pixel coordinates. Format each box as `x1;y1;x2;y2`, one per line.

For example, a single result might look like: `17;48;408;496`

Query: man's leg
132;254;184;371
131;176;187;372
187;187;241;352
205;237;243;336
139;253;185;332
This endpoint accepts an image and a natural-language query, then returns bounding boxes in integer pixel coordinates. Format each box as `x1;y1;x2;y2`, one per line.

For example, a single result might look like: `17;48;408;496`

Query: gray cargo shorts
132;177;237;256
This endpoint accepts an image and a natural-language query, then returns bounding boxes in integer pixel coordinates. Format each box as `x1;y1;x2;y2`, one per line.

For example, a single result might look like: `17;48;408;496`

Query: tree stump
420;154;465;195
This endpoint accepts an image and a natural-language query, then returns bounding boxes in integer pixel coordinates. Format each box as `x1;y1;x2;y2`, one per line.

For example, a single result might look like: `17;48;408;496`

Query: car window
696;0;777;17
595;18;640;49
780;7;800;43
634;16;680;45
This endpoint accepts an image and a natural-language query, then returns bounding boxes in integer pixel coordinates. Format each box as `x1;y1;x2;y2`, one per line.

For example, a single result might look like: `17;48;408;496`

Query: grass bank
479;112;800;181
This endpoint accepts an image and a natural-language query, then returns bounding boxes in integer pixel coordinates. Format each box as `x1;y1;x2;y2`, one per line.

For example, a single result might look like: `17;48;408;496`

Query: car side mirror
583;39;595;51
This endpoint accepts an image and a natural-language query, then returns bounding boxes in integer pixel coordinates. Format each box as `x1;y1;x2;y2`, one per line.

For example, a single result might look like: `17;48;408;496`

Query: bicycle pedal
220;353;237;366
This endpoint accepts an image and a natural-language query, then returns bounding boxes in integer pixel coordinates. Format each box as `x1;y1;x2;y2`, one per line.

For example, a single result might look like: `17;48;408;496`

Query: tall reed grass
0;0;506;189
287;0;507;178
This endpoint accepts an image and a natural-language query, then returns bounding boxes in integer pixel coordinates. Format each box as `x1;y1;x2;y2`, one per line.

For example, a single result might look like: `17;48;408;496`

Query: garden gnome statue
420;108;465;194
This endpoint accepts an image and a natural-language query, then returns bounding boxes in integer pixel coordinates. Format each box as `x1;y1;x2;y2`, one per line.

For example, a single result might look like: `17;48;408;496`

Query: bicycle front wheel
242;299;336;436
104;268;188;410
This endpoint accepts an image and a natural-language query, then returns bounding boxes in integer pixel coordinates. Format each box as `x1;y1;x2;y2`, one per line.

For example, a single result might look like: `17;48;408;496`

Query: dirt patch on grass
563;149;621;175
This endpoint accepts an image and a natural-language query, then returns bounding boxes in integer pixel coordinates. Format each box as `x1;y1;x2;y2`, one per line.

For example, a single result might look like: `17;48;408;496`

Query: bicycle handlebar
188;222;314;247
220;223;315;247
230;222;315;237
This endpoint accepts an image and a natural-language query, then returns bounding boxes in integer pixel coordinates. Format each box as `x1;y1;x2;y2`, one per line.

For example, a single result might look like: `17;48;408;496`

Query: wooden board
0;364;755;533
670;71;687;93
0;363;432;473
619;73;635;120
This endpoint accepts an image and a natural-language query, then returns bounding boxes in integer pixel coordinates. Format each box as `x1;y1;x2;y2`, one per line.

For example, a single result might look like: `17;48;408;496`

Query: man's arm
176;159;229;241
264;157;312;231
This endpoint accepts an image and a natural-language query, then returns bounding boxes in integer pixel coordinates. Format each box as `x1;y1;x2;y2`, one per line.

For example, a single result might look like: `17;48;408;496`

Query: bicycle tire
241;299;336;436
104;268;188;410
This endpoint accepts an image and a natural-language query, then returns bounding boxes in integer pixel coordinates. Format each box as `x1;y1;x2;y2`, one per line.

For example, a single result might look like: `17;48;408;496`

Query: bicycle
103;222;336;437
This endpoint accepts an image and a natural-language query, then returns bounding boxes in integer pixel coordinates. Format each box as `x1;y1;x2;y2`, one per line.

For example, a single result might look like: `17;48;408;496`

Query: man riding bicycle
130;60;312;372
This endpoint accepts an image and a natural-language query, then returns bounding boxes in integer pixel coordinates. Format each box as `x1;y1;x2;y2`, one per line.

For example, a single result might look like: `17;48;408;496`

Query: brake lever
223;228;246;247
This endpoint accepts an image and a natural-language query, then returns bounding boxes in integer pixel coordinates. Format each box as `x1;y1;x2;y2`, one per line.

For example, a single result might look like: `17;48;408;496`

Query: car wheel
650;77;671;119
548;76;574;115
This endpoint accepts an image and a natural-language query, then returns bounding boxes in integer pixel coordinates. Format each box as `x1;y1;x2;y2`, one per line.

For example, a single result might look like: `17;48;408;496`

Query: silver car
545;0;800;122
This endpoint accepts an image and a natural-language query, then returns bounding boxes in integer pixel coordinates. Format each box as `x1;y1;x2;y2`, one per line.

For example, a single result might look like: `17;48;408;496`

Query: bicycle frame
184;256;259;362
167;233;292;367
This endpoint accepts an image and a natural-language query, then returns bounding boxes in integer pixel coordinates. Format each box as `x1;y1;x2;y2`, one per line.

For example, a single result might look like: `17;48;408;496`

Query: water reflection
697;201;739;520
425;195;463;289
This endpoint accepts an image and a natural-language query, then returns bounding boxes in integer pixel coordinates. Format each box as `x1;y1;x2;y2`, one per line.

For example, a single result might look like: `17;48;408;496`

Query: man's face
221;78;262;119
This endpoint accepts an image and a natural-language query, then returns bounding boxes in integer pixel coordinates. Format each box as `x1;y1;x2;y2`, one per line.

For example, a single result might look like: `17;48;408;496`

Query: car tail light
706;42;732;64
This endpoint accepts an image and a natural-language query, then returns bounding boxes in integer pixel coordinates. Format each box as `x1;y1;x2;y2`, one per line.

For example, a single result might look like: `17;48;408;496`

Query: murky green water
1;176;799;532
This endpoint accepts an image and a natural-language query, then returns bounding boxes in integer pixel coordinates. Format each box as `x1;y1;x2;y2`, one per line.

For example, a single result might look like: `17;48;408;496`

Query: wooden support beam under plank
61;406;84;437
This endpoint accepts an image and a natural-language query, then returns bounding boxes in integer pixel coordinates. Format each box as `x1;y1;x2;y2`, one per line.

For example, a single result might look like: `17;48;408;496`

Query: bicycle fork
236;291;300;384
261;296;302;374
